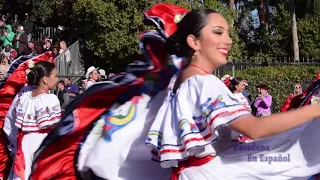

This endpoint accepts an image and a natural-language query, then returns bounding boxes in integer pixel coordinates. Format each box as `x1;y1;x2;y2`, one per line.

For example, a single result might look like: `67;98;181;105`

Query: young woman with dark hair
5;61;60;180
30;4;320;180
145;6;320;179
221;75;251;110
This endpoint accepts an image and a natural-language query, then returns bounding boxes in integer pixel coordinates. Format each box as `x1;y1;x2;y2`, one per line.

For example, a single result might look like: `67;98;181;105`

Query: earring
192;52;197;59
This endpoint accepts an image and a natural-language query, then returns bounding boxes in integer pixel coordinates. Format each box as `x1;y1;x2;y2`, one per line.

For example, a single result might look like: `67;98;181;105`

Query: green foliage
231;66;319;112
298;16;320;58
71;0;154;71
4;0;319;69
71;0;243;70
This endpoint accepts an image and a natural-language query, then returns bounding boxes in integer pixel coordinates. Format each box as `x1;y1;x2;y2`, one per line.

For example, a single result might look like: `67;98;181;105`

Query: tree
289;0;299;62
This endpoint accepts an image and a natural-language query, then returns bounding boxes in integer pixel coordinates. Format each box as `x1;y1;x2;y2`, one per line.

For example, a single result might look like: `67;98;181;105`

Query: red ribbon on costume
14;128;53;180
14;131;25;180
171;155;214;180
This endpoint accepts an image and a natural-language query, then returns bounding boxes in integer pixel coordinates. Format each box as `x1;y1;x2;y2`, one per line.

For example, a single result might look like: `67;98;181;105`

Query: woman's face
57;83;64;90
261;88;268;95
53;48;58;54
192;13;232;69
236;81;246;92
295;84;302;94
1;57;8;65
0;73;5;80
43;68;58;90
45;41;51;48
89;70;99;81
60;42;67;50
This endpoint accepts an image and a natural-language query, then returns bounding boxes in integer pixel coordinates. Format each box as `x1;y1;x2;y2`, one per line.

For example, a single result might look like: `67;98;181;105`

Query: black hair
165;8;218;58
257;84;268;91
229;77;243;92
58;80;65;86
64;76;71;81
27;61;55;86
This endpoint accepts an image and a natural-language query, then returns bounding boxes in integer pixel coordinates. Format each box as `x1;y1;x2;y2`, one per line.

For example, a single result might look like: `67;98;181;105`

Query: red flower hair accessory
144;3;189;38
221;74;233;87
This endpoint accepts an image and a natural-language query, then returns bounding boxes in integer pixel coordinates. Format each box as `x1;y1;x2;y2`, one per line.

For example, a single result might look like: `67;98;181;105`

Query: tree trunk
290;0;300;62
257;0;268;30
229;0;235;10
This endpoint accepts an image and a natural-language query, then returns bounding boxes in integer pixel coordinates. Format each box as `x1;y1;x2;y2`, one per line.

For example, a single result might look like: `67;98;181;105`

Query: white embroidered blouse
146;74;251;168
14;91;61;132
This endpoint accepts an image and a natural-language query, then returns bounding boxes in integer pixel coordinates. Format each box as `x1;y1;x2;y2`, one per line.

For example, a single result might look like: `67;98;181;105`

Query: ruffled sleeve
145;74;251;168
15;92;61;132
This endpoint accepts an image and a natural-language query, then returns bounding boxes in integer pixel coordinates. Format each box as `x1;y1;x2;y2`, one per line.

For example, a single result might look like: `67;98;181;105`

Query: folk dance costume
7;91;61;180
0;52;54;180
29;4;320;180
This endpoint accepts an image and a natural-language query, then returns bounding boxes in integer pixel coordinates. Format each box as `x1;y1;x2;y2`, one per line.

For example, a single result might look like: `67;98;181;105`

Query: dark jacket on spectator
22;19;33;35
12;32;28;55
57;89;70;109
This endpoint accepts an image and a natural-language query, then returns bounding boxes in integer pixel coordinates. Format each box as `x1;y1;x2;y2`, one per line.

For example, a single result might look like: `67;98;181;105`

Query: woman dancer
221;75;251;110
31;4;320;180
6;61;60;180
145;7;320;180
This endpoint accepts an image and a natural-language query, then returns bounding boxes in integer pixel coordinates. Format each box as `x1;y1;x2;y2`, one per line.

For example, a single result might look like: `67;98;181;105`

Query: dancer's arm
229;103;320;140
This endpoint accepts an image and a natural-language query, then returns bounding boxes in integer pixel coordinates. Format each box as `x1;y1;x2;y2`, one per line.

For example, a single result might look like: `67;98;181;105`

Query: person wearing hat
85;66;99;90
13;26;28;55
98;69;106;81
0;24;15;48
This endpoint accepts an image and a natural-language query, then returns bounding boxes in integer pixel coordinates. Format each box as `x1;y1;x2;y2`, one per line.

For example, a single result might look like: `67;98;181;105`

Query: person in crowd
5;61;60;180
22;13;33;42
0;25;15;48
44;40;52;52
85;66;99;90
63;76;79;100
253;84;272;116
12;14;19;32
108;72;115;78
35;41;44;54
13;26;28;55
56;80;70;109
0;70;6;80
1;45;17;61
241;79;252;103
98;69;107;81
51;46;59;58
59;40;71;63
0;19;6;38
0;55;9;72
293;83;303;96
52;46;59;58
223;76;251;110
41;34;49;49
20;41;36;55
78;79;87;94
221;75;252;142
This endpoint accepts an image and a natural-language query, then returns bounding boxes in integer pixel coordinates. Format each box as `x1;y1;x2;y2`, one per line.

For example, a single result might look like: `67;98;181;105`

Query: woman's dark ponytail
26;69;37;85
